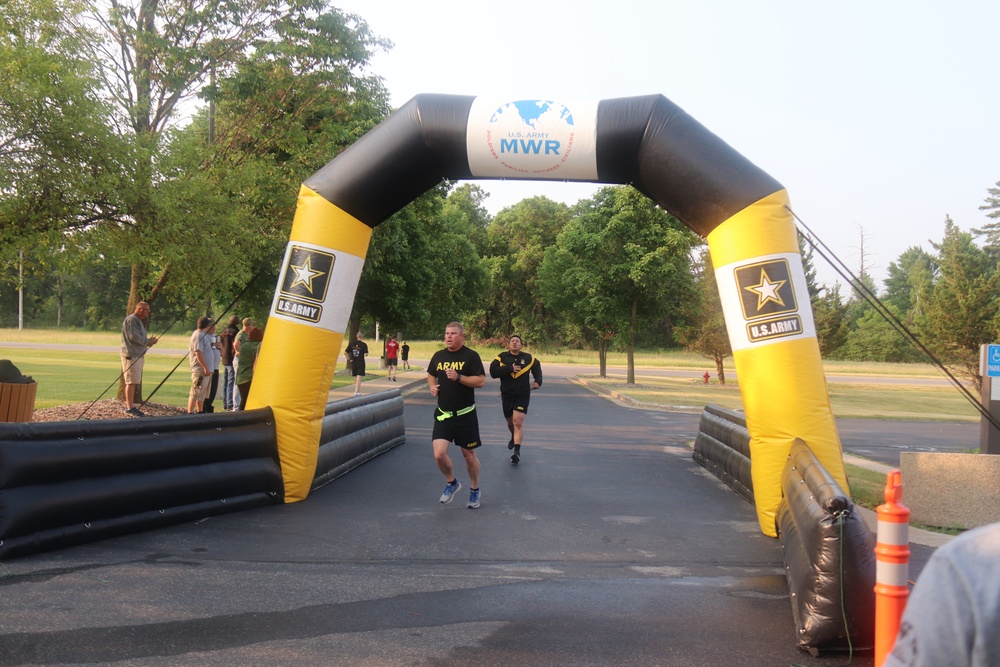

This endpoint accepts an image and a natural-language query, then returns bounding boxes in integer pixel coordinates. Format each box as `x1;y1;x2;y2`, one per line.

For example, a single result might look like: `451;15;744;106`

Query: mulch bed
31;399;188;423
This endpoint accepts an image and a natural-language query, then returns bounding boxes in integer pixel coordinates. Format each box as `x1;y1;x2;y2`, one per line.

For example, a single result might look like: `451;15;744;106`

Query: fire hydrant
703;371;710;385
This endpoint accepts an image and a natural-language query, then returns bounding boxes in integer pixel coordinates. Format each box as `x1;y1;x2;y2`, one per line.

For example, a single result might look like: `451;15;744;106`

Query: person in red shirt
385;335;400;381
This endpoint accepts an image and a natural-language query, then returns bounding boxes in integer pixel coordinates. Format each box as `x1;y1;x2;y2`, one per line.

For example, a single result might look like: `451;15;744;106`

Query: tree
475;196;570;343
883;246;937;317
442;183;492;257
916;217;1000;386
0;0;126;271
838;305;918;363
975;180;1000;248
88;0;391;308
796;230;849;357
675;248;730;383
811;283;850;358
539;186;699;383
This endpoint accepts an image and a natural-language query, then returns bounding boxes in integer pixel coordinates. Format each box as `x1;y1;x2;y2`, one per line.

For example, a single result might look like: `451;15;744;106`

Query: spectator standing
401;341;411;370
187;316;214;413
427;322;486;509
385;335;400;381
120;301;158;417
231;317;255;411
235;326;264;411
219;316;239;411
202;321;222;413
347;332;369;397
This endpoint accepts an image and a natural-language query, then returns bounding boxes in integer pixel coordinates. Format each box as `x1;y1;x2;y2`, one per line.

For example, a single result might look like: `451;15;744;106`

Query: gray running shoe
439;480;461;504
467;487;481;509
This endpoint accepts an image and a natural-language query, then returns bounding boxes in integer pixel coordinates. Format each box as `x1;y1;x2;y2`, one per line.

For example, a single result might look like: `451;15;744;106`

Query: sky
330;0;999;288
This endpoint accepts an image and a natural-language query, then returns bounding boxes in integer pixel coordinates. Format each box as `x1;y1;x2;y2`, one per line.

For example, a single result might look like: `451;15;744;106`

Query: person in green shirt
234;326;263;411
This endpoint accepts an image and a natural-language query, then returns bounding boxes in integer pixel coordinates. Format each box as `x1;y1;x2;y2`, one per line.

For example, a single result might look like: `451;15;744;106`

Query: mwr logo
484;100;576;175
734;259;798;321
280;245;333;303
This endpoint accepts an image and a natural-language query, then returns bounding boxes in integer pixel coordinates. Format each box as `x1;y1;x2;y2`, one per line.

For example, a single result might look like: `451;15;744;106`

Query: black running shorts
432;408;482;449
501;393;530;419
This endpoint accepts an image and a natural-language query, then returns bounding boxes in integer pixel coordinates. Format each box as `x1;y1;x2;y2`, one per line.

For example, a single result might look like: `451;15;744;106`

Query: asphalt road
0;374;882;667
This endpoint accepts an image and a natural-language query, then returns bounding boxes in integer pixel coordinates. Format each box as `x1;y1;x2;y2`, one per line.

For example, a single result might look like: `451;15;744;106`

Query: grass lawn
0;328;977;418
581;373;978;422
0;345;359;409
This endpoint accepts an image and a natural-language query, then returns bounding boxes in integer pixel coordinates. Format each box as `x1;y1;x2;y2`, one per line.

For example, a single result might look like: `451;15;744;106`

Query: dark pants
237;381;252;411
203;370;220;413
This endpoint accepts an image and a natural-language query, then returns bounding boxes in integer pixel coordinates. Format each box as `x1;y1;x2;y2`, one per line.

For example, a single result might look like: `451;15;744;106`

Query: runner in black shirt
489;334;542;464
427;322;486;508
346;332;368;397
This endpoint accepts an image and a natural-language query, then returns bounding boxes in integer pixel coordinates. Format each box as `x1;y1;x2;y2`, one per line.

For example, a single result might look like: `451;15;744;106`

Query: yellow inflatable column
248;186;372;502
707;190;848;536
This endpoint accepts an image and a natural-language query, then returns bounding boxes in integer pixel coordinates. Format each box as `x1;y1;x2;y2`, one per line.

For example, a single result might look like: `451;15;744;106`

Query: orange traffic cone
874;469;910;667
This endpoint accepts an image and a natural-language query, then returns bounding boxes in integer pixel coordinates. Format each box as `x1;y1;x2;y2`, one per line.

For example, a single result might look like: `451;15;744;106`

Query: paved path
1;371;885;666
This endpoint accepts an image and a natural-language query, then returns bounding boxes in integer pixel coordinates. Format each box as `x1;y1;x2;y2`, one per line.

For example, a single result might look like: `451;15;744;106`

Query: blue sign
988;345;1000;377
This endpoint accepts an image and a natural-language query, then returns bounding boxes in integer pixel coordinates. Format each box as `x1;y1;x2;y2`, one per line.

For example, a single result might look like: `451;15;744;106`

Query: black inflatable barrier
777;439;876;655
313;389;405;491
692;403;753;504
0;409;283;559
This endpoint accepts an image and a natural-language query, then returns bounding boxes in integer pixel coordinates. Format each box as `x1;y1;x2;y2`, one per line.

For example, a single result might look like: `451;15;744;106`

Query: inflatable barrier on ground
0;392;406;558
0;410;283;559
692;403;753;504
312;390;405;491
777;439;876;654
253;93;848;536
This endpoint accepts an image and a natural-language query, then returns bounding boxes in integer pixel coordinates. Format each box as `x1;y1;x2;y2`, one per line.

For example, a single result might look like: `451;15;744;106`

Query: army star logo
734;259;797;320
289;255;326;295
745;269;786;311
279;245;334;304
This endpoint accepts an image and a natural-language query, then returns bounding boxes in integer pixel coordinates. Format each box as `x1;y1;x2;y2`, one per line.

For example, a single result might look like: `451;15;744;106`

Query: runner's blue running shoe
439;480;461;504
467;487;481;509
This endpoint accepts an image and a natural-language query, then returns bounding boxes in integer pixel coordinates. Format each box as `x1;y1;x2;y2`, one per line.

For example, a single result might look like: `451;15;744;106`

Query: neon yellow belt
436;404;476;421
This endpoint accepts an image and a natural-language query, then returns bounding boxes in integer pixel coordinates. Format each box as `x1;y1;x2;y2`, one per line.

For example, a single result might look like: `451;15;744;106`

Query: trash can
0;360;37;422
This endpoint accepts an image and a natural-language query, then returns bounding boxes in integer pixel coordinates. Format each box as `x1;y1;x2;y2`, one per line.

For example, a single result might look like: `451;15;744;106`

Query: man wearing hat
188;316;215;413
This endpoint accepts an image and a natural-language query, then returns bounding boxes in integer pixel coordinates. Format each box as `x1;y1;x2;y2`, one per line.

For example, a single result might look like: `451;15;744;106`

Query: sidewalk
327;365;427;401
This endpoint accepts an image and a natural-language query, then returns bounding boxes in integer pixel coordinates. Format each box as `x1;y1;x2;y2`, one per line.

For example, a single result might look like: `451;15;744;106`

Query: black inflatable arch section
305;94;780;234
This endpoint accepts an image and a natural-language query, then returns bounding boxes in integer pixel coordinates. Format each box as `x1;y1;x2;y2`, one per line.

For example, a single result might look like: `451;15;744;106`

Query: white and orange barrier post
874;469;910;667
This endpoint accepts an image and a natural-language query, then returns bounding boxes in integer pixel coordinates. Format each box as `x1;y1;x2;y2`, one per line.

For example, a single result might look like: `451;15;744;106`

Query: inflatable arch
248;94;848;537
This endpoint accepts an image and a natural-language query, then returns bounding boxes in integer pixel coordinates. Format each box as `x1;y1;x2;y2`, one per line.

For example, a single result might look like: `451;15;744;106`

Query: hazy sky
331;0;999;287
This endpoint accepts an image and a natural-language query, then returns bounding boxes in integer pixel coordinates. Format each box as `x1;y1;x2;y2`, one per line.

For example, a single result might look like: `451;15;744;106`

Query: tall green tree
476;196;570;343
0;0;125;277
811;283;850;358
348;184;485;338
539;186;699;383
883;246;937;317
975;179;1000;249
84;0;390;312
442;183;492;257
916;217;1000;386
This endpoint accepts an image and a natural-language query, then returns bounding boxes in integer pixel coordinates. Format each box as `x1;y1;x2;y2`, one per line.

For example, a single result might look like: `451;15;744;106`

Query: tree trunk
626;298;637;385
599;337;607;378
715;354;726;385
